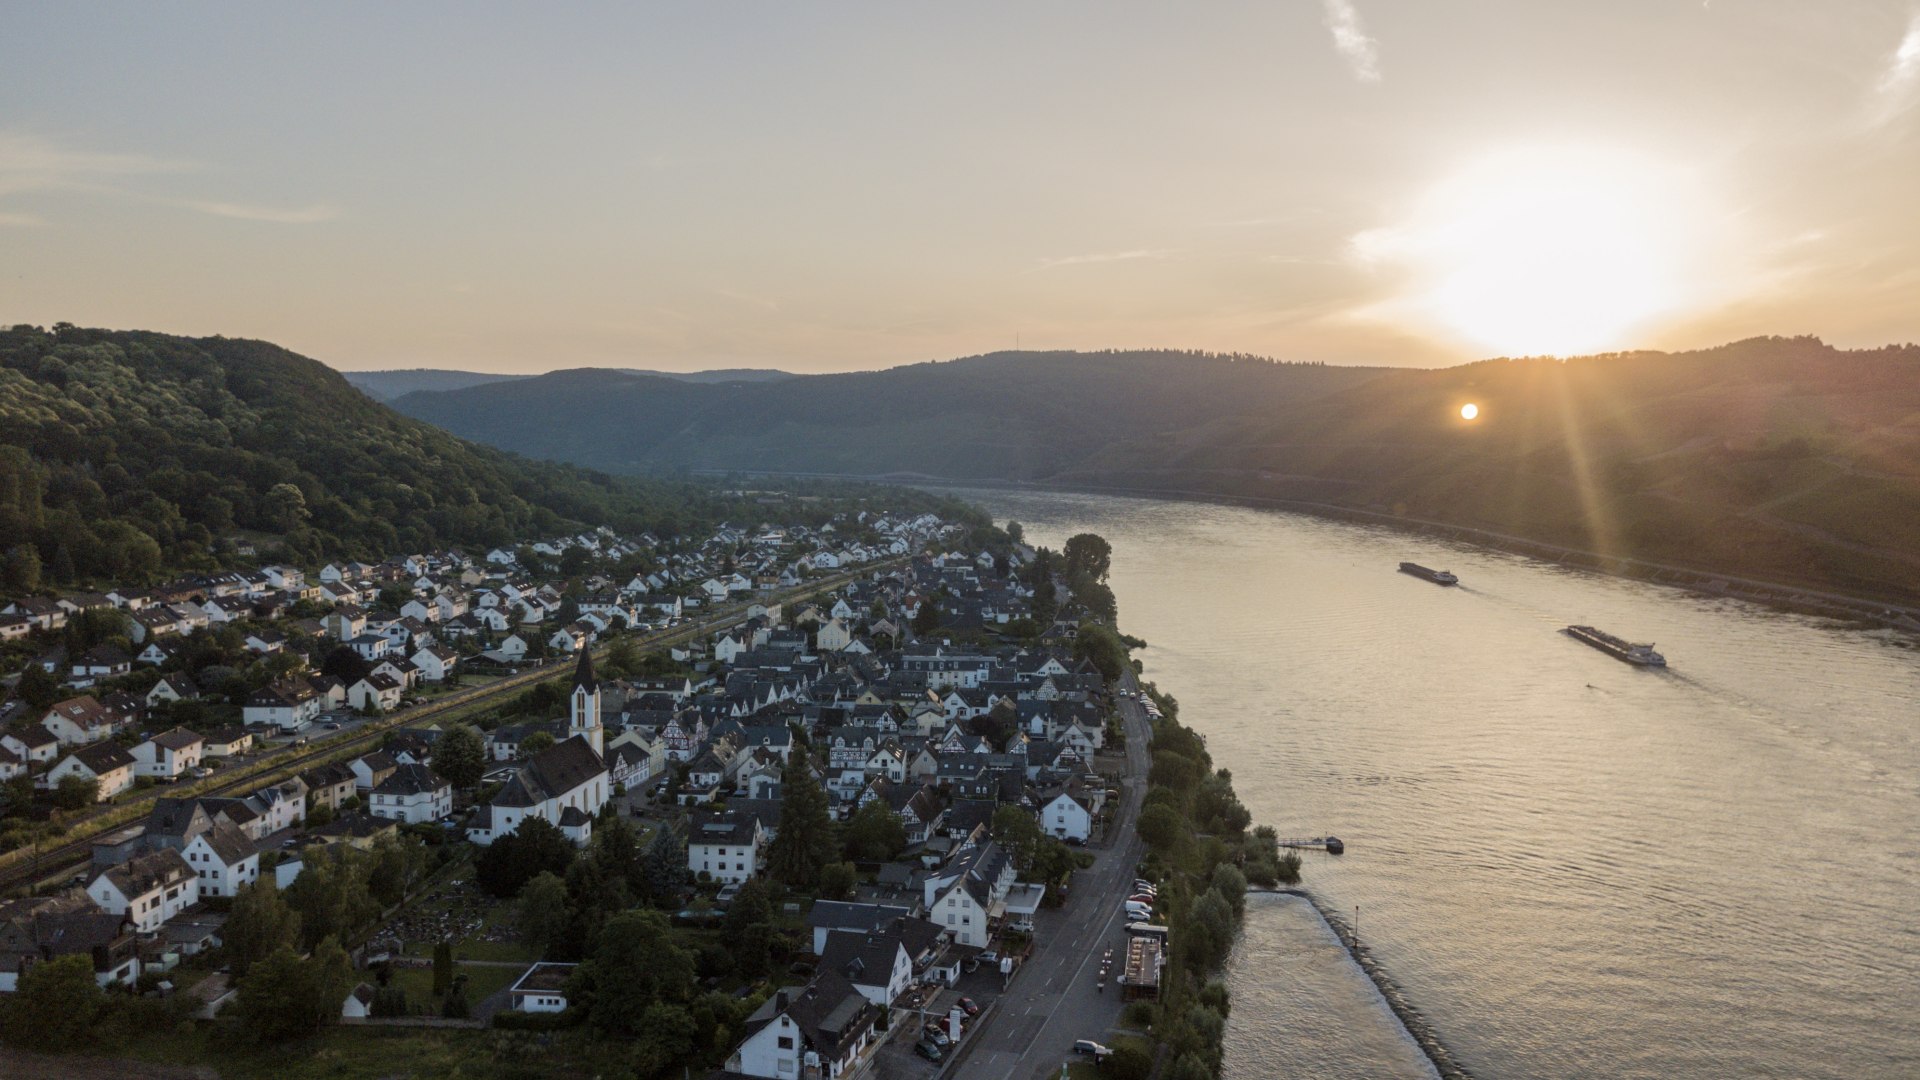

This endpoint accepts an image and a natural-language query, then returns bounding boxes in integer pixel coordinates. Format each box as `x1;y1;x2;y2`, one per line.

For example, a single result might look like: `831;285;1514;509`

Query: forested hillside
344;366;793;402
0;326;927;591
388;350;1382;478
1062;337;1920;601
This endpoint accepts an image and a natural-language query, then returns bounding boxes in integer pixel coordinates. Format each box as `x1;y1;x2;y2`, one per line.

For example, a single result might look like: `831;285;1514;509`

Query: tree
767;765;837;888
911;600;943;639
475;815;577;898
1135;804;1186;852
235;941;349;1043
818;860;857;902
285;845;381;949
842;800;907;863
51;773;98;810
224;880;304;978
433;941;454;997
263;482;311;532
519;730;556;756
1;953;99;1050
1006;521;1024;544
12;662;59;710
588;815;645;897
2;544;40;593
585;911;697;1037
431;724;486;789
641;824;687;905
721;878;775;950
1063;533;1112;582
516;871;572;959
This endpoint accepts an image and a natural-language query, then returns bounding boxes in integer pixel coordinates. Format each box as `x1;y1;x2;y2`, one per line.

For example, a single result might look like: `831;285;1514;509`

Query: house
468;650;608;847
507;962;578;1013
818;928;914;1007
182;822;260;899
0;724;60;767
724;972;880;1080
805;902;914;955
44;741;137;800
0;904;140;992
202;727;253;758
301;762;358;811
923;841;1016;948
130;727;205;781
342;983;377;1019
348;672;404;712
145;673;200;707
1040;785;1102;843
243;680;323;731
687;808;766;884
70;644;133;683
369;764;452;824
41;696;127;746
410;645;459;683
350;752;399;794
88;849;197;933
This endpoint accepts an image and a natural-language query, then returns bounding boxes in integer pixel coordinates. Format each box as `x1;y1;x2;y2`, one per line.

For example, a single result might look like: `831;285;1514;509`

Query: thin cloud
0;130;337;225
1321;0;1382;84
0;210;47;228
1866;11;1920;127
1025;249;1173;273
172;198;340;224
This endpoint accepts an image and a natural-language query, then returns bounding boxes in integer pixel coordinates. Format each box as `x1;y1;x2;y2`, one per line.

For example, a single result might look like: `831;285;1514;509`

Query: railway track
0;560;901;897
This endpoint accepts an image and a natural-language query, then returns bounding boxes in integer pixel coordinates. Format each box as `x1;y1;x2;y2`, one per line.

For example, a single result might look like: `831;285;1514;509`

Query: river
954;488;1920;1080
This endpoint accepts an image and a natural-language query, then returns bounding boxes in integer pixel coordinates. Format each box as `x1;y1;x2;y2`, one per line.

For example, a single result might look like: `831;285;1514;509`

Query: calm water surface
958;489;1920;1080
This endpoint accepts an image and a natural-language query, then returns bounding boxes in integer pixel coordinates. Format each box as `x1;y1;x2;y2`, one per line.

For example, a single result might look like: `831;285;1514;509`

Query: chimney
776;989;790;1012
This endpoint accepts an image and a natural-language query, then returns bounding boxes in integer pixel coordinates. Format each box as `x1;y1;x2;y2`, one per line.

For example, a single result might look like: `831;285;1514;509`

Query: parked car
1009;918;1035;934
956;996;980;1016
922;1025;951;1048
914;1039;944;1062
1074;1040;1113;1058
715;882;742;906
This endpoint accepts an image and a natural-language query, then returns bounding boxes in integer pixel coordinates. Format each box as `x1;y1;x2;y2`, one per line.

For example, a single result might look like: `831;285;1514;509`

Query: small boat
1324;836;1345;855
1398;562;1459;586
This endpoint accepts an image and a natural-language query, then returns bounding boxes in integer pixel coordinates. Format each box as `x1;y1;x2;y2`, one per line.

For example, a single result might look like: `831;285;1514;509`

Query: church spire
571;646;597;694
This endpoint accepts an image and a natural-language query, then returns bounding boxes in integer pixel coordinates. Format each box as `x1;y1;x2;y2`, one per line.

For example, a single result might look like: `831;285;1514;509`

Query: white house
724;973;879;1080
44;741;137;800
131;727;205;781
1041;788;1097;843
687;808;766;884
182;822;260;899
88;849;197;933
411;645;459;683
817;929;914;1007
348;673;404;712
369;764;452;824
0;724;60;768
507;962;577;1014
923;842;1015;948
244;681;323;731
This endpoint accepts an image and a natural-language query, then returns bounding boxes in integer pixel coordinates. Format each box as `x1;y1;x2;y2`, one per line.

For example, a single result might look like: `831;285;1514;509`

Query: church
467;648;611;846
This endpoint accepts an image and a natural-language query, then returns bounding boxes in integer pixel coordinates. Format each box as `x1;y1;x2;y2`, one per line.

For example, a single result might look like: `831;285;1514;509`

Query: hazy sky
4;2;1919;373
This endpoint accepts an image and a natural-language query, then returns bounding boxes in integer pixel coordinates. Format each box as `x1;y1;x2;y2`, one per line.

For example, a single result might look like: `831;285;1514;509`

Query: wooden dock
1275;836;1345;853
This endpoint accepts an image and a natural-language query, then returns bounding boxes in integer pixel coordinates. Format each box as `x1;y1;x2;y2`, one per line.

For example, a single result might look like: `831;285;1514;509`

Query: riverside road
944;669;1154;1079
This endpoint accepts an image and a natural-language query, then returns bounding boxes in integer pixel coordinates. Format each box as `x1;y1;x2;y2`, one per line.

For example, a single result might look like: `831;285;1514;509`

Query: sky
3;1;1919;374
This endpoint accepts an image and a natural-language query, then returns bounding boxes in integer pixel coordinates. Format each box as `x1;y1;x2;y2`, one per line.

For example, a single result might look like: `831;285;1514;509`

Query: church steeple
569;647;602;755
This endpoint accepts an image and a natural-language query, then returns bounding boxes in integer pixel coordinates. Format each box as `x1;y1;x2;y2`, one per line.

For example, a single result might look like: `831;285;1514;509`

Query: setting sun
1460;402;1479;420
1355;144;1719;358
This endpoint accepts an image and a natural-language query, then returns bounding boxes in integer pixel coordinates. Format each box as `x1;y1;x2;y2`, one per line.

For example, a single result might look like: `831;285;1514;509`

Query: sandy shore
1222;891;1440;1080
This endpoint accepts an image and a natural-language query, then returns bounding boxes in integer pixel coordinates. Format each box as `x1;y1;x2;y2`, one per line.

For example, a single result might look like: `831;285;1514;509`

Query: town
0;513;1194;1078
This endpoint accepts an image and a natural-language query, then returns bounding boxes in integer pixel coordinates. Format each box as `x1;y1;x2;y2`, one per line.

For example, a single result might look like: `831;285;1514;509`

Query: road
953;669;1153;1079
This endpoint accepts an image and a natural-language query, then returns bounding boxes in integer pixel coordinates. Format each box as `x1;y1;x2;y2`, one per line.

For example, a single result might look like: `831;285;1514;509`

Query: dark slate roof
819;929;904;988
373;763;446;797
806;901;912;932
571;646;598;694
73;740;135;773
522;736;605;800
150;727;204;751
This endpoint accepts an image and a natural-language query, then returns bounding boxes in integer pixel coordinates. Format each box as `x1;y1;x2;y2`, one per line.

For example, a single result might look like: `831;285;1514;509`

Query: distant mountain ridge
344;366;793;401
388;350;1379;479
388;339;1920;602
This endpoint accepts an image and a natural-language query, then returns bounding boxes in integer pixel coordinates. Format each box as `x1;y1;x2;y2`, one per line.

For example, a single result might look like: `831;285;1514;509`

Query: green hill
0;325;918;590
388;350;1382;479
1061;336;1920;602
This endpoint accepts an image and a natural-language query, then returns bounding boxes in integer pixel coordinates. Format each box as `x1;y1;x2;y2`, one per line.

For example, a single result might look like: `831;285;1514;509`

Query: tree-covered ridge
0;325;928;589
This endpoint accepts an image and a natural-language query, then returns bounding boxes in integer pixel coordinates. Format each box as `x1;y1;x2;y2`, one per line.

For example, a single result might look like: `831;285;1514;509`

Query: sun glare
1460;402;1479;420
1356;144;1712;357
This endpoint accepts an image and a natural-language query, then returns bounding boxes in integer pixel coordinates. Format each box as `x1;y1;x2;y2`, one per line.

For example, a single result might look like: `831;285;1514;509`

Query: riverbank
702;469;1920;631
